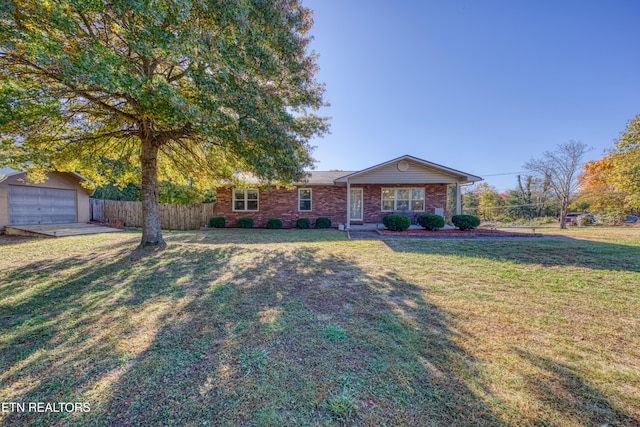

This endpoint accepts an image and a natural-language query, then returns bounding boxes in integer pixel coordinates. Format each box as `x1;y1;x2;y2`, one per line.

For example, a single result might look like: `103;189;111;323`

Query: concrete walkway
4;223;123;237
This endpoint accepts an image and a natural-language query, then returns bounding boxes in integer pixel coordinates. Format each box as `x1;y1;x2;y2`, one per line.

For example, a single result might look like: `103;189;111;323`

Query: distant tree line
449;177;560;225
448;116;640;226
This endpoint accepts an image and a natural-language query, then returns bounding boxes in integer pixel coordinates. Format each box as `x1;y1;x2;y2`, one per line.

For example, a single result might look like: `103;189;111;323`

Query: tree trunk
559;196;568;229
140;138;166;249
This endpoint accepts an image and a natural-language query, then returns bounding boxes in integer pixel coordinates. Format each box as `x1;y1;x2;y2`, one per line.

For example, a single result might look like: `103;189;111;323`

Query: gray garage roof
0;167;22;183
0;167;91;184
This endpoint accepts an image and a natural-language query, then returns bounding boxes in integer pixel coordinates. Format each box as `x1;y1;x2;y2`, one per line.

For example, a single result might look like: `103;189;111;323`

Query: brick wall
215;186;347;228
215;183;448;228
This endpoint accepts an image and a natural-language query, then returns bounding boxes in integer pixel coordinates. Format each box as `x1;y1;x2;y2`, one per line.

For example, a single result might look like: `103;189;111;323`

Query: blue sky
305;0;640;192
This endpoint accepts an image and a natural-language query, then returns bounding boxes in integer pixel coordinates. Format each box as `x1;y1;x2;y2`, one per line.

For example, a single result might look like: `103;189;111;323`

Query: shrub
316;217;332;229
451;214;480;230
237;217;254;228
417;214;445;230
383;214;411;231
208;216;226;228
575;214;594;227
266;218;283;229
595;211;625;225
296;218;311;229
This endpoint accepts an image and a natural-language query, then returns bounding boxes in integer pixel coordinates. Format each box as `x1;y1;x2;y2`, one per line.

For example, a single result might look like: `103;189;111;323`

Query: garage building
0;168;92;232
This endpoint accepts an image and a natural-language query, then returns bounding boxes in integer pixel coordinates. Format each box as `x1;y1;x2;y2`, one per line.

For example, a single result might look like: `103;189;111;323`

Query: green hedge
383;214;411;231
417;214;444;230
208;216;226;228
266;218;283;229
237;217;254;228
296;218;311;229
316;217;332;229
451;214;480;230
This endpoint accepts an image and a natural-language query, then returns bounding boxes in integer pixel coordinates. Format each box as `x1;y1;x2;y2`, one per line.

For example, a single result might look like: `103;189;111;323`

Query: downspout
456;182;461;215
346;179;351;230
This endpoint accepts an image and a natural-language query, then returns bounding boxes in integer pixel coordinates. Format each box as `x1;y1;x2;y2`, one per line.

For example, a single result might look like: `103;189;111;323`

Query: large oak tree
0;0;328;248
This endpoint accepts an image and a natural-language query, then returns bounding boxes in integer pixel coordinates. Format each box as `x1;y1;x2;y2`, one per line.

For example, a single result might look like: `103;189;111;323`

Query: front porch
337;155;481;229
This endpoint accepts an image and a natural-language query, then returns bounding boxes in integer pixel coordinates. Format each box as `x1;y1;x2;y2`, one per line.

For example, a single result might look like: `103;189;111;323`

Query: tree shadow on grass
4;238;635;425
513;348;639;426
2;242;502;426
163;228;349;245
381;237;640;272
0;240;245;426
35;248;500;426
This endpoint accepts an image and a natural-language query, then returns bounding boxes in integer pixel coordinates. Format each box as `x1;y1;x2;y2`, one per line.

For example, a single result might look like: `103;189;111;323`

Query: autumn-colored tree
607;114;640;208
475;183;502;221
0;0;328;248
576;158;626;212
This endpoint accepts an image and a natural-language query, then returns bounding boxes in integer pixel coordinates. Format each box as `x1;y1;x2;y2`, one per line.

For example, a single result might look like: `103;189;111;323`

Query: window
233;189;259;211
381;188;425;211
298;188;312;211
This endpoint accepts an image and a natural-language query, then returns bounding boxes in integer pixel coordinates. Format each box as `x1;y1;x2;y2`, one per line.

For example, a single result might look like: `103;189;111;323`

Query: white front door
349;188;363;220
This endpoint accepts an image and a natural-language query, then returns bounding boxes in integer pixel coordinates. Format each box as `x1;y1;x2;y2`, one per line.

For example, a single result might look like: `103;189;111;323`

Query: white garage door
9;186;77;225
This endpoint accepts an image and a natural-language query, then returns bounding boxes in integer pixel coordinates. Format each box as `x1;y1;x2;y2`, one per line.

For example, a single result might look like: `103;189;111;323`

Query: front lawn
1;228;639;426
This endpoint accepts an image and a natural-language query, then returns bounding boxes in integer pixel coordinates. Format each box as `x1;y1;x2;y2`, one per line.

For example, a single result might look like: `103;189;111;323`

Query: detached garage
0;168;92;232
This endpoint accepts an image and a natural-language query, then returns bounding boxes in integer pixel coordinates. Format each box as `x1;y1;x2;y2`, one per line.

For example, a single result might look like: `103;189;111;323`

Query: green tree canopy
1;0;328;247
475;183;502;221
607;114;640;208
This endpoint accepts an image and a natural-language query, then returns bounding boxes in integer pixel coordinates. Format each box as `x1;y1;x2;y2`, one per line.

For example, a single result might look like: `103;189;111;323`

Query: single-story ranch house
0;168;92;231
215;155;482;229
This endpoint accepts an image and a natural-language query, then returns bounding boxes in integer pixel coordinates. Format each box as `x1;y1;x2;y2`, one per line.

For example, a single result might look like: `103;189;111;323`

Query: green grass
0;228;639;426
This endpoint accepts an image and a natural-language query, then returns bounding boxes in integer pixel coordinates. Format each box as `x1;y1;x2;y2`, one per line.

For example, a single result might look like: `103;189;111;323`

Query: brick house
215;155;482;229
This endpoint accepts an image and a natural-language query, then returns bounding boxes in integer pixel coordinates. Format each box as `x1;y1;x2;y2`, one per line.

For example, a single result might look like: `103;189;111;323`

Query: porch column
456;182;461;215
346;179;351;229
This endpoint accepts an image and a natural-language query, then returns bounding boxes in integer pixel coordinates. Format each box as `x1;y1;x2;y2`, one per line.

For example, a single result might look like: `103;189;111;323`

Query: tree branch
3;54;138;123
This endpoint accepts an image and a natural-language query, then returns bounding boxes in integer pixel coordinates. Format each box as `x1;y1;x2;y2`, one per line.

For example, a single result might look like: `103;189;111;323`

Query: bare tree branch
524;141;591;229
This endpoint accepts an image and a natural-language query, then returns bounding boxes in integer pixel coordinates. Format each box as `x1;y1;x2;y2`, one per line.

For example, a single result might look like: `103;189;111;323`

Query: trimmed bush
296;218;311;229
417;214;445;230
316;217;332;229
208;216;226;228
237;217;254;228
383;214;411;231
451;214;480;230
266;218;283;229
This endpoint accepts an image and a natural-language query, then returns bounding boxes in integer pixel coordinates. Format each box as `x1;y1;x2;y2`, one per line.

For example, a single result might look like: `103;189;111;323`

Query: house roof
302;170;356;185
0;167;23;183
231;170;356;186
333;154;482;184
0;167;92;185
228;155;482;187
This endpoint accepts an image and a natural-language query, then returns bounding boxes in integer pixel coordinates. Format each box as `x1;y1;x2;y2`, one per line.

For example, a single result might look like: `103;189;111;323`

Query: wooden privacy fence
90;199;216;230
